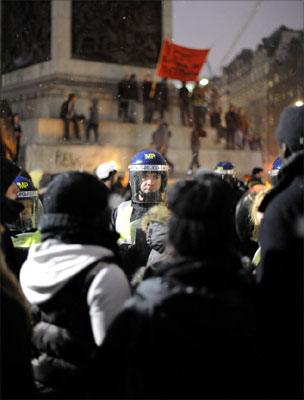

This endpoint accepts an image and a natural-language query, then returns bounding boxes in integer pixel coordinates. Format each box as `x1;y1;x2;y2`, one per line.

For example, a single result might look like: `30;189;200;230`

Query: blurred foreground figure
88;174;265;399
257;105;304;398
0;250;36;399
0;156;23;276
20;171;130;398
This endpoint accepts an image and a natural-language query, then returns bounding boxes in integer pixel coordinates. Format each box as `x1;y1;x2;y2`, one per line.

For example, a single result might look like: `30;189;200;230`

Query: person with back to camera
256;104;304;398
87;173;264;399
112;149;169;279
19;171;131;398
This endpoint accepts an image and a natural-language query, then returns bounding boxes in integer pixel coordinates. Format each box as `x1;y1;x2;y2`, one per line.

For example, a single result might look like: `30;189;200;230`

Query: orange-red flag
156;39;210;81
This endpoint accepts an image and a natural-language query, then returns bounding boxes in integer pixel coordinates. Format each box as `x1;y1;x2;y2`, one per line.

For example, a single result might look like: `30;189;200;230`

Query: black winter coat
87;254;266;399
1;292;36;399
142;81;153;101
257;150;304;399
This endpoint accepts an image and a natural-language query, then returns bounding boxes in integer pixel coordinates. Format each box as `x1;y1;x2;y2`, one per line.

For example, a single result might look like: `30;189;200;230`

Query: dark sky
172;0;304;77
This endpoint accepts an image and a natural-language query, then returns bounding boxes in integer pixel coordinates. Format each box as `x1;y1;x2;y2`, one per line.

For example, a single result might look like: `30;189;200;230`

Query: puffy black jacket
257;150;304;398
88;255;266;399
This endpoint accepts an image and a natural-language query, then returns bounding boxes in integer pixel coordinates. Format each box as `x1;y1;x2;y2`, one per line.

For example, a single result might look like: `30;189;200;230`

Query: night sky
172;0;304;77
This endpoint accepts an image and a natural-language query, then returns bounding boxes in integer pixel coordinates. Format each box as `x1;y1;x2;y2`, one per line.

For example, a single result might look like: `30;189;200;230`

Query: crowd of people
0;103;303;399
1;78;261;163
116;74;261;152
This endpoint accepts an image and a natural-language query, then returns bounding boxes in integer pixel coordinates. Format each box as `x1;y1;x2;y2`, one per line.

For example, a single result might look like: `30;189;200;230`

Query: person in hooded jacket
130;203;171;287
87;174;265;399
19;171;131;398
257;105;304;399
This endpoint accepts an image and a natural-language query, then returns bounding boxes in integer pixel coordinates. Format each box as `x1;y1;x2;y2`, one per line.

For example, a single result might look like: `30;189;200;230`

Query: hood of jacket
20;239;115;305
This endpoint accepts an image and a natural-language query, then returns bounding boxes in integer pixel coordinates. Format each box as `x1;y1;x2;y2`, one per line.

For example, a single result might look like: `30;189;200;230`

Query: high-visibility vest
115;201;134;245
12;230;41;248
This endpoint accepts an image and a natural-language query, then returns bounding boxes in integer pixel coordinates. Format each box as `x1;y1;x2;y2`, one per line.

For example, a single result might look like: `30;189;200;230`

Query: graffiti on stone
55;149;82;169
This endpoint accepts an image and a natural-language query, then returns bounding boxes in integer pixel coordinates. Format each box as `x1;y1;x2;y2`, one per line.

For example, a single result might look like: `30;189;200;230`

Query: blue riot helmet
128;149;169;204
214;161;246;201
7;176;43;232
214;161;236;178
214;161;235;175
269;157;282;185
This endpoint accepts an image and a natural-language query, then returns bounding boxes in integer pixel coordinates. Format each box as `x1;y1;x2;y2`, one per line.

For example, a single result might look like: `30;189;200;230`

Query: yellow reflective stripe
115;201;133;244
12;231;41;248
252;247;261;268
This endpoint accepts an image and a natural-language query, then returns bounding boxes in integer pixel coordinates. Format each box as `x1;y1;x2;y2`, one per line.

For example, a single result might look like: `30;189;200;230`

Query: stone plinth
1;1;174;121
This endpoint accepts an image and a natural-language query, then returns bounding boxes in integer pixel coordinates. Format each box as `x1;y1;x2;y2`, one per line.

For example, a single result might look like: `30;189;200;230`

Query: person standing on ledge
85;98;99;143
179;81;192;127
60;93;80;141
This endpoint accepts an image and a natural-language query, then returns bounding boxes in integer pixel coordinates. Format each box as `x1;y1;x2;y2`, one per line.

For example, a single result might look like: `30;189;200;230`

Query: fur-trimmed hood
141;204;170;233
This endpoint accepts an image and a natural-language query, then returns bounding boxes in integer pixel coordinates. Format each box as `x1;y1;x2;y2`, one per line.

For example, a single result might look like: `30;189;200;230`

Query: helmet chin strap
136;190;161;203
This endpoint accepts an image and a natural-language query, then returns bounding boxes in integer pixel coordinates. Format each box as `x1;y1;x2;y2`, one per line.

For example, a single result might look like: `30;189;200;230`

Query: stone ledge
24;142;262;178
21;118;225;150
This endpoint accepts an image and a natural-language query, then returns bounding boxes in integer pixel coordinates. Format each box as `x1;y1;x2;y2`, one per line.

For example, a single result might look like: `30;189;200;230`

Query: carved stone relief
72;0;162;67
1;0;51;74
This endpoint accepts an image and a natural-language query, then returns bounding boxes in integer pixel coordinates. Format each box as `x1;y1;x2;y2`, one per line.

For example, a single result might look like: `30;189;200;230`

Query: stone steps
21;118;224;149
21;118;262;177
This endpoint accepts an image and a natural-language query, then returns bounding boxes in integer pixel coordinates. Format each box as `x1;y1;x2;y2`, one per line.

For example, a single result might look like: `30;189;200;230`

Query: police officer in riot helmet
214;161;246;204
113;150;169;278
268;157;282;186
7;176;43;269
128;151;168;204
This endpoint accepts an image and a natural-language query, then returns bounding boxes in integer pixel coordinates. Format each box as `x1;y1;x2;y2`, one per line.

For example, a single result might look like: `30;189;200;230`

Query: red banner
156;39;210;82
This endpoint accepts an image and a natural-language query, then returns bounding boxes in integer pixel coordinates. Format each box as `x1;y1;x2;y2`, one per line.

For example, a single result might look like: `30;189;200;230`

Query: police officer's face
140;172;161;193
20;199;32;219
